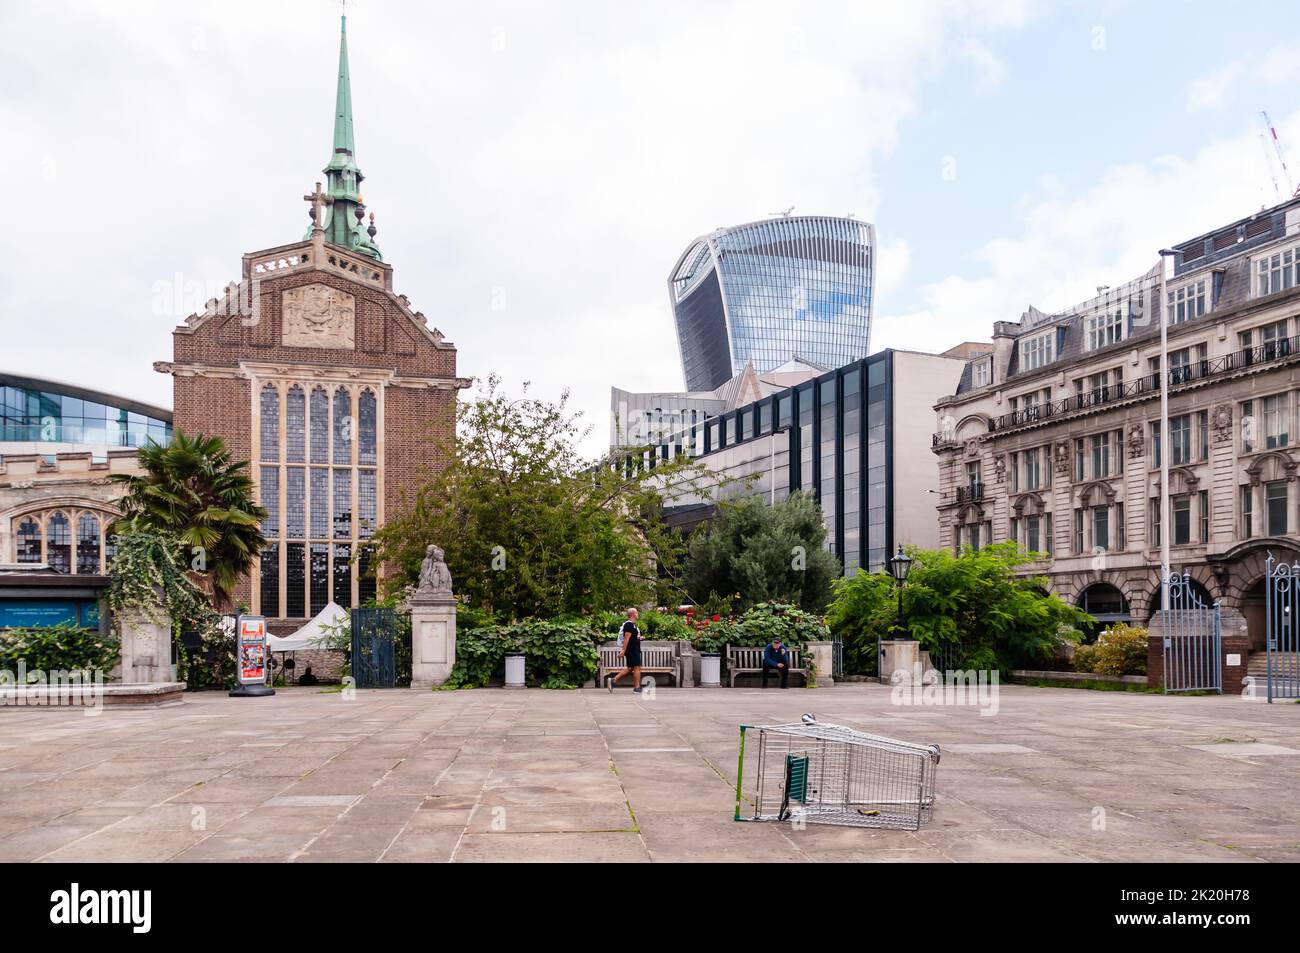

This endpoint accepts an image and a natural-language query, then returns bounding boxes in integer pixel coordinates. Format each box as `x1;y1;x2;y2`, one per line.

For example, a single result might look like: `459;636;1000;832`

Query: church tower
156;15;469;634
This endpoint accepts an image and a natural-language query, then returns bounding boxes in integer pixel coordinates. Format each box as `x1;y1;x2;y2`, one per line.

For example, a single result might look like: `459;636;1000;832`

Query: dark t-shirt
620;621;640;653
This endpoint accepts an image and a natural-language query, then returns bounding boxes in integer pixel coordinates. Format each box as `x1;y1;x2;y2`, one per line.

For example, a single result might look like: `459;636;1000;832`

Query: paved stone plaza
0;684;1298;862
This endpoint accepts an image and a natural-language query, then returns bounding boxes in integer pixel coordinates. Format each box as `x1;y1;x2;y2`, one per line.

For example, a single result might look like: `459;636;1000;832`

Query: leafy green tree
374;375;715;619
681;492;840;614
110;432;266;610
827;542;1091;674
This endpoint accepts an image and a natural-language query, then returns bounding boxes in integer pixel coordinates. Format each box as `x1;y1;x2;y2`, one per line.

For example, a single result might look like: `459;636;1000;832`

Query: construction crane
1260;110;1299;201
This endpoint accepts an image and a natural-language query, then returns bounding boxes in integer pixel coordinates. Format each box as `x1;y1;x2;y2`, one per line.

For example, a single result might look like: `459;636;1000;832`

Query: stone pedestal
410;597;456;689
115;607;175;684
880;639;920;685
805;640;834;687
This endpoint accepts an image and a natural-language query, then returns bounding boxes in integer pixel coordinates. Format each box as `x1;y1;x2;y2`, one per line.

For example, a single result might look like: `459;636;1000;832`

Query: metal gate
1265;555;1300;702
831;635;844;680
1161;571;1222;694
351;607;396;689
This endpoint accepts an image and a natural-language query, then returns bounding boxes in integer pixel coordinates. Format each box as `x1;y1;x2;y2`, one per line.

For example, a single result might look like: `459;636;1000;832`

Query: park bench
597;641;683;686
725;644;808;687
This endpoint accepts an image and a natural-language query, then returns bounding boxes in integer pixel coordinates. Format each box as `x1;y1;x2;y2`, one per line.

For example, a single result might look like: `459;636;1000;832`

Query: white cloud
958;37;1007;90
1186;41;1300;112
875;110;1300;353
0;0;1040;458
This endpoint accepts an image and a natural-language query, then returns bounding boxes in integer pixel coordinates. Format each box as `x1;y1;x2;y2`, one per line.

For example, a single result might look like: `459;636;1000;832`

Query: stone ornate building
155;16;468;632
933;195;1300;655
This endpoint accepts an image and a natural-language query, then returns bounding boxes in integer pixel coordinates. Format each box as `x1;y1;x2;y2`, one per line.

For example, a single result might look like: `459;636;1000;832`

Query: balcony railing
954;483;984;503
933;332;1300;443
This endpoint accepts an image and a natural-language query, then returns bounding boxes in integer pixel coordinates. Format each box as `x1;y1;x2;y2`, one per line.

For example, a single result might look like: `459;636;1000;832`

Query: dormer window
1020;332;1054;371
1086;309;1123;350
1166;279;1206;325
1255;243;1300;297
972;358;991;388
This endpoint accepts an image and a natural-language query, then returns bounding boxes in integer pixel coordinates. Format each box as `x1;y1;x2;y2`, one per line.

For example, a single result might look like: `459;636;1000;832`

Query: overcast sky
2;0;1299;457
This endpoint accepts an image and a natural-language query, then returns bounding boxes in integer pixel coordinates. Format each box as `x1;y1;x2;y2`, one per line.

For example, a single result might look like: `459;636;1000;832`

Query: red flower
712;615;721;622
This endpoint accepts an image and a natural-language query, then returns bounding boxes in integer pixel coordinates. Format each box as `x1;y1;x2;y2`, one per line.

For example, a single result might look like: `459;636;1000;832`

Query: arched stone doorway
1077;583;1130;643
1147;578;1215;616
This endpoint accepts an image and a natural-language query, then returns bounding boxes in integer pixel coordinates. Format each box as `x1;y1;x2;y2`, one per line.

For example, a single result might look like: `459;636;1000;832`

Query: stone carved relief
1054;441;1070;476
282;284;355;349
1127;422;1144;459
994;455;1006;484
1211;403;1233;445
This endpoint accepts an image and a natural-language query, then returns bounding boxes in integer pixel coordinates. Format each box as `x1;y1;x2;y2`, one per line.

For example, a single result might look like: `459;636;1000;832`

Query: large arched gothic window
286;385;306;463
260;384;280;462
76;514;101;574
46;512;71;573
16;518;41;563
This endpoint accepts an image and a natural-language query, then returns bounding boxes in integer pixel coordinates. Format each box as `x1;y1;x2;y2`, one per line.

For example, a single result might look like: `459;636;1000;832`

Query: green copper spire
305;14;382;261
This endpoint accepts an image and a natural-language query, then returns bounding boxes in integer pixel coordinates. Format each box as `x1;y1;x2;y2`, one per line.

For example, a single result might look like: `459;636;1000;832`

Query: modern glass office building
668;216;875;392
1;374;172;449
637;349;964;576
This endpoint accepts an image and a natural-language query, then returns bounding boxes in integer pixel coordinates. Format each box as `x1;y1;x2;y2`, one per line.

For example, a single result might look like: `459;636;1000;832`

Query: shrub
731;602;828;647
0;625;120;678
442;619;599;689
1073;623;1148;677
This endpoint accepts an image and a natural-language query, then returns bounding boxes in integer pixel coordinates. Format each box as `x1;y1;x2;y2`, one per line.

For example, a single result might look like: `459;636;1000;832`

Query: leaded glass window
310;544;329;615
260;544;279;617
261;467;279;535
333;543;352;608
358;470;377;538
310;467;329;538
333;469;352;538
333;388;352;463
359;389;377;465
286;467;305;538
286;385;306;463
310;386;330;464
285;542;305;618
260;384;279;462
15;518;41;563
47;512;71;573
76;513;101;574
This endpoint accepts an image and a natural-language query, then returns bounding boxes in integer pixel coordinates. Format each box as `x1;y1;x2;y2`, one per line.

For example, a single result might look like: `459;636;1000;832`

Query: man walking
762;636;790;689
607;608;644;694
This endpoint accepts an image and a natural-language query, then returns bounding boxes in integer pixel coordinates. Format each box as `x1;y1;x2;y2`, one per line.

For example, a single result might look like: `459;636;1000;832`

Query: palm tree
110;430;267;610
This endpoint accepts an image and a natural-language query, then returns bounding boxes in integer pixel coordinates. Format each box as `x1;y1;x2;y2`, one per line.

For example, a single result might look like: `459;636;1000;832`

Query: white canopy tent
266;602;347;653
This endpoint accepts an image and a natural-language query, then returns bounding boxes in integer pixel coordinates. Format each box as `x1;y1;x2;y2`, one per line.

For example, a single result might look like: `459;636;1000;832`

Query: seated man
762;637;790;689
297;665;319;686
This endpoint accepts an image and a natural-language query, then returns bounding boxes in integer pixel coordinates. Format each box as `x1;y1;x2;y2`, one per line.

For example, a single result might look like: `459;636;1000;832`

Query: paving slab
0;683;1297;861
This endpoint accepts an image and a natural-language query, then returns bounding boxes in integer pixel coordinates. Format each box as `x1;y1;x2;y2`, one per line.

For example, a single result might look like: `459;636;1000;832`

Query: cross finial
303;181;333;233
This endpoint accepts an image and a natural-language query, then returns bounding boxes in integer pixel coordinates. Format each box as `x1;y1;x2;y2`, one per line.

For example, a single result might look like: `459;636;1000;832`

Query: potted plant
690;614;733;687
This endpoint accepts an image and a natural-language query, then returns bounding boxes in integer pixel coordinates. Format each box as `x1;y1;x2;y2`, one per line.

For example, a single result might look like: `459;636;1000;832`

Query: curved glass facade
0;375;172;448
669;216;875;391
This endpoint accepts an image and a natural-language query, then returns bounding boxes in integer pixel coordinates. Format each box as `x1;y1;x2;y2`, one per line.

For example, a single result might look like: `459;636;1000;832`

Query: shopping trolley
734;714;940;831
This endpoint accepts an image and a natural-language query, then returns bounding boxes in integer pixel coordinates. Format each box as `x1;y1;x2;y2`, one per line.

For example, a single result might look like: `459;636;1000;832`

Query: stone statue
415;545;453;599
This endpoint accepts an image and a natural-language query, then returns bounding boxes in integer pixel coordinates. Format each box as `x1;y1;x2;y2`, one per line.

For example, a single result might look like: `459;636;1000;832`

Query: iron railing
953;484;984;503
933;331;1300;444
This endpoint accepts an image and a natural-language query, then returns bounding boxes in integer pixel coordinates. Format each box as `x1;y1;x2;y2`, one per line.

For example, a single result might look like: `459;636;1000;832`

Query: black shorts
623;647;642;667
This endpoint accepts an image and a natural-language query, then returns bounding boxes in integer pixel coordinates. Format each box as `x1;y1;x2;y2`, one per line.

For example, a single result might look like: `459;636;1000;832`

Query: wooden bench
597;641;683;686
725;644;808;687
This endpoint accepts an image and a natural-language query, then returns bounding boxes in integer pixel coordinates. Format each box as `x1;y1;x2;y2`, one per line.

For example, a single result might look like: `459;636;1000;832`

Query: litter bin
505;652;525;689
700;652;721;688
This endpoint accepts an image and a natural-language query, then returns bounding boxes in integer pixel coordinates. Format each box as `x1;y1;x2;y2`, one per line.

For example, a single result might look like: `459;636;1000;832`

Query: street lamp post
888;545;913;640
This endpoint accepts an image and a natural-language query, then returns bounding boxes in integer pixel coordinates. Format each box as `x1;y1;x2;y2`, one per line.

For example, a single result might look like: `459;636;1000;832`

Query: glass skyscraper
668;216;875;391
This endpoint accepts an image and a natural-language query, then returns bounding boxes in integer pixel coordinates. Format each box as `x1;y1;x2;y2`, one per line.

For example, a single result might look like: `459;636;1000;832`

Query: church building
154;16;468;631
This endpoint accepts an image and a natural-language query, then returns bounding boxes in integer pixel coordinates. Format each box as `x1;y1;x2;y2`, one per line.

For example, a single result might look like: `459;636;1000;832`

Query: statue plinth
410;598;456;689
410;544;456;689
